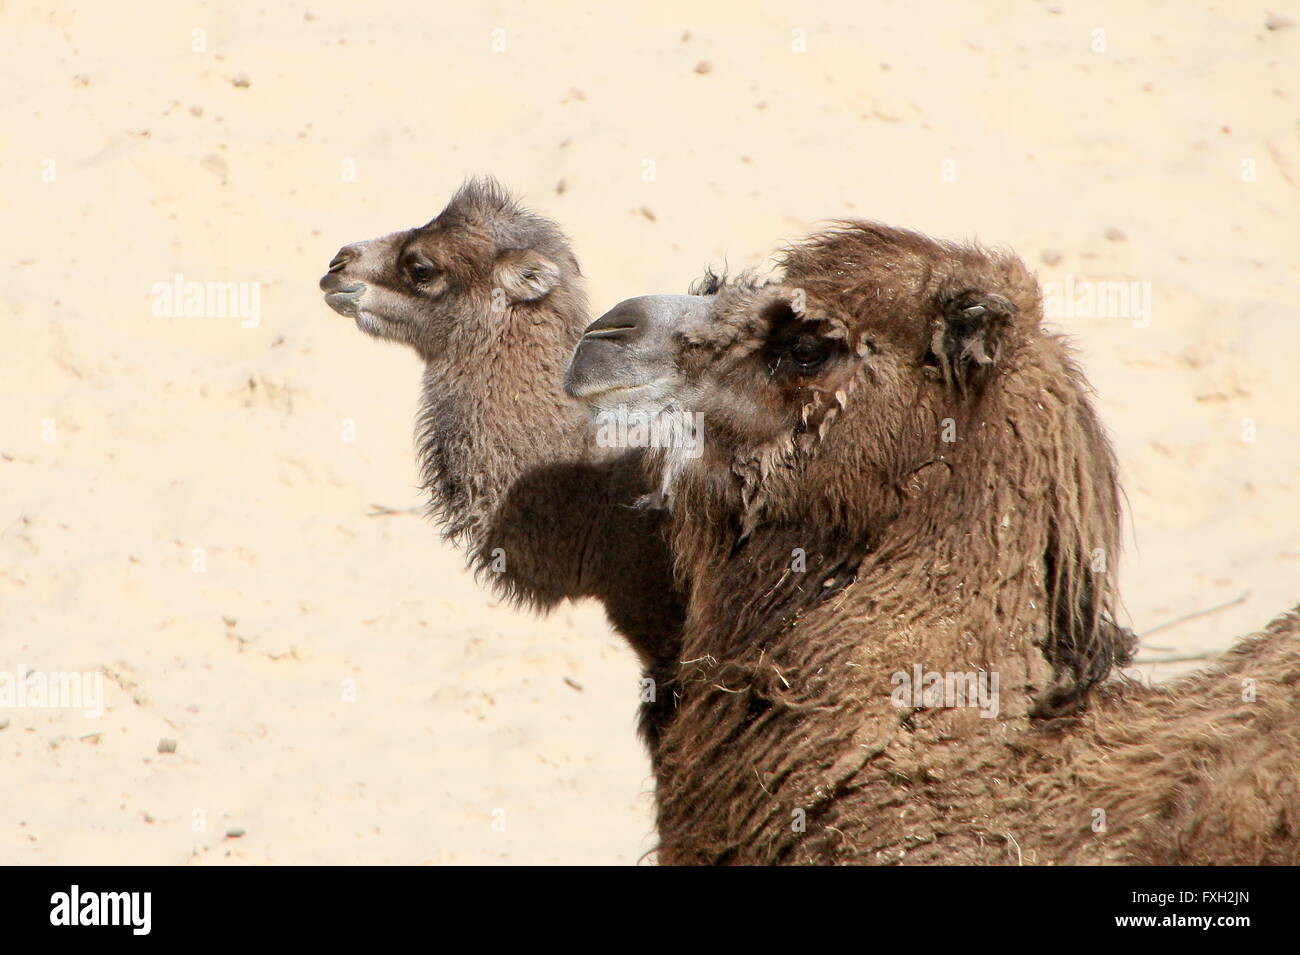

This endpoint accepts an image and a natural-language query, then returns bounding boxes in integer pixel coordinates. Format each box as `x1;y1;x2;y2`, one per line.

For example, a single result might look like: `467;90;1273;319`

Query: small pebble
1104;227;1127;242
694;61;712;75
1040;249;1063;266
225;827;246;839
231;73;251;88
157;738;177;754
1265;12;1292;31
0;718;10;731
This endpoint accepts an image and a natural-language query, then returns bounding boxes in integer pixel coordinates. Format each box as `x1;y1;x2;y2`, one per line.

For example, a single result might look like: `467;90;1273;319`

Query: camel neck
677;488;1056;699
415;304;590;545
653;492;1061;865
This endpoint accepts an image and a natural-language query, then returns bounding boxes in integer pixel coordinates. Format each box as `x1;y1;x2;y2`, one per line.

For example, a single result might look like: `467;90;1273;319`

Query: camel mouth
566;378;675;407
321;282;366;317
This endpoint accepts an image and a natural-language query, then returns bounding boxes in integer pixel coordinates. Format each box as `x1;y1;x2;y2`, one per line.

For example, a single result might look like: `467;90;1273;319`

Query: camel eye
406;257;438;284
788;335;829;369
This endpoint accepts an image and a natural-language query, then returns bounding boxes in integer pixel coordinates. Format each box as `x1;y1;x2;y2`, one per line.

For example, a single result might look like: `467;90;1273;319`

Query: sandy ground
1;1;1297;864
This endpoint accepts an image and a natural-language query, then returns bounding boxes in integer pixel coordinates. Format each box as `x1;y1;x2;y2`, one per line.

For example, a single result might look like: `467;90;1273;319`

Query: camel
564;221;1300;865
318;178;685;746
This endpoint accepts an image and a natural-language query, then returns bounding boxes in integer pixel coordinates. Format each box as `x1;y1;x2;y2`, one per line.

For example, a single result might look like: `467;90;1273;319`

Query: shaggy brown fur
567;221;1299;864
319;179;685;746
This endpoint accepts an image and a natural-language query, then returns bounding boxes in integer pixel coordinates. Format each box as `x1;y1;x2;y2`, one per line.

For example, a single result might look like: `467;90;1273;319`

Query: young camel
565;221;1300;865
318;178;684;746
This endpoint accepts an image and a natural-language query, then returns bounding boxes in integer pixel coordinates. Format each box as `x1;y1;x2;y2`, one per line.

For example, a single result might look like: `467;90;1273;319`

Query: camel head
567;221;1134;713
567;222;1041;523
319;177;582;363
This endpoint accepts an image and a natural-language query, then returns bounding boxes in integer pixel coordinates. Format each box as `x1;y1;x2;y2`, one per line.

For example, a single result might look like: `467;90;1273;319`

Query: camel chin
353;310;393;339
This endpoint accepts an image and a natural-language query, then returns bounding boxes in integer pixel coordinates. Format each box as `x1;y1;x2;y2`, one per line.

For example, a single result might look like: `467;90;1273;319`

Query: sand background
1;1;1296;864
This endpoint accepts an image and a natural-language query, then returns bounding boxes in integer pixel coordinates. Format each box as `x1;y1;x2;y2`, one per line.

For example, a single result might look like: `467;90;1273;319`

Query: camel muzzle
564;294;712;403
318;272;367;317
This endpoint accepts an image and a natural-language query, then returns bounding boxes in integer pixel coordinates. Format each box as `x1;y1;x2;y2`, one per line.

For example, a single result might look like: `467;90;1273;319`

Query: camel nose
579;294;714;345
580;301;649;344
565;294;714;401
328;244;361;273
321;242;371;294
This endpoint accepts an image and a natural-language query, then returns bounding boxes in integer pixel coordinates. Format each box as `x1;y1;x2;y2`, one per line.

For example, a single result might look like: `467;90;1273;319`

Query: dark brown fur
320;179;685;747
592;222;1297;864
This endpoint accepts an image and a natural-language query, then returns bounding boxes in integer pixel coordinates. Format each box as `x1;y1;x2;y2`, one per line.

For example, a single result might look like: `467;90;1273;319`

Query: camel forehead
798;277;935;349
689;279;919;357
679;222;1040;366
681;234;943;351
410;216;495;262
413;198;570;266
782;229;1039;343
418;196;502;243
402;212;522;277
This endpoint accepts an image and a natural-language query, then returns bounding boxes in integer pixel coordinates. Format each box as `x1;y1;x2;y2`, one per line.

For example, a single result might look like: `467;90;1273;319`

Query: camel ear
928;291;1016;390
494;249;561;303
